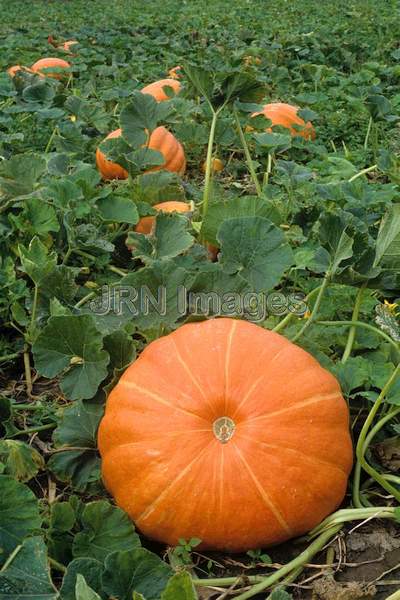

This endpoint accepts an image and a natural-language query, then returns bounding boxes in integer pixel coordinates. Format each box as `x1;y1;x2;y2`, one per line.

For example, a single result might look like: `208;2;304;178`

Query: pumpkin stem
213;417;235;443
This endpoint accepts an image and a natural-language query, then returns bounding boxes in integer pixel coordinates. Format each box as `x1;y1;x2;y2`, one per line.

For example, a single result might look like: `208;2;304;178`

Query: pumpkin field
1;0;400;598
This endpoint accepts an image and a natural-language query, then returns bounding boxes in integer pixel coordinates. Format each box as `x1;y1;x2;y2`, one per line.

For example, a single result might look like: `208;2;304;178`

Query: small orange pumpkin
31;57;71;79
135;201;191;235
7;65;34;77
201;157;224;173
98;318;352;552
141;78;181;102
168;66;183;80
252;102;315;140
96;127;186;181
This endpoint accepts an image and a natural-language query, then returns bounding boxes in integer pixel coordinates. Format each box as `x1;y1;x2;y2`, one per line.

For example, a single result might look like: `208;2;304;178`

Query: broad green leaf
103;330;136;372
22;81;55;105
0;154;46;197
129;213;194;261
32;315;109;400
201;196;282;246
119;262;195;330
47;501;77;565
374;205;400;268
102;548;173;600
72;501;141;562
97;196;139;224
60;558;104;600
18;236;58;286
0;476;42;566
218;217;294;292
120;92;166;146
318;214;354;276
75;575;102;600
48;400;103;493
182;64;214;108
161;572;198;600
133;171;185;204
0;440;44;482
0;537;57;600
254;131;292;152
10;197;59;235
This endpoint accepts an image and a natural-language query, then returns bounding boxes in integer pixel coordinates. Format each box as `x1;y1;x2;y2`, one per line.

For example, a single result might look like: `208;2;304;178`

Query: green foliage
0;0;400;598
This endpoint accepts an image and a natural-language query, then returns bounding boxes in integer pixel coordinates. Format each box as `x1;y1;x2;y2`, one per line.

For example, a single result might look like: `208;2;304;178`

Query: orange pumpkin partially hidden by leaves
252;102;315;140
141;78;181;102
168;66;183;80
98;318;352;552
7;65;34;77
96;127;186;181
135;201;191;235
31;57;71;79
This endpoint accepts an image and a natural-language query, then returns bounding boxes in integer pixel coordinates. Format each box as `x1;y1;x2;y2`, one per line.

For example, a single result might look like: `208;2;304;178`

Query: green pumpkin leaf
201;196;282;246
0;537;57;600
0;440;44;482
120;92;167;146
129;213;194;262
48;400;103;492
218;217;294;292
0;476;42;566
97;196;139;224
32;315;109;400
102;548;173;600
60;558;104;600
0;153;46;197
72;501;141;562
75;574;102;600
18;236;58;286
161;571;198;600
103;330;136;372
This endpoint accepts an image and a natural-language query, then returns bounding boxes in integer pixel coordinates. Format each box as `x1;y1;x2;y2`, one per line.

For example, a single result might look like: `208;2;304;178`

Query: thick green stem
9;423;56;438
354;363;400;503
264;152;273;187
233;525;342;600
45;125;58;153
202;110;219;219
308;506;397;538
23;348;33;397
348;164;377;183
0;351;21;362
234;109;262;196
265;567;303;599
363;116;373;150
48;556;67;573
74;291;96;309
341;284;366;363
272;285;322;333
353;406;400;507
291;274;330;343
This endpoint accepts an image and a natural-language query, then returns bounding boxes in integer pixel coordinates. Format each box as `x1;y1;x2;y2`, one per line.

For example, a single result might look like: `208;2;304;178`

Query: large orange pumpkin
31;57;71;79
98;318;352;552
252;102;315;140
96;127;186;180
135;201;191;235
141;78;181;102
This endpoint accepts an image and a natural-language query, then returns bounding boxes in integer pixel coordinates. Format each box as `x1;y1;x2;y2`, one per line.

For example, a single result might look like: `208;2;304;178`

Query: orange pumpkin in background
48;36;78;53
98;318;352;552
96;127;186;180
135;201;191;235
141;78;181;102
7;65;34;77
252;102;315;140
168;65;183;80
31;57;71;79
